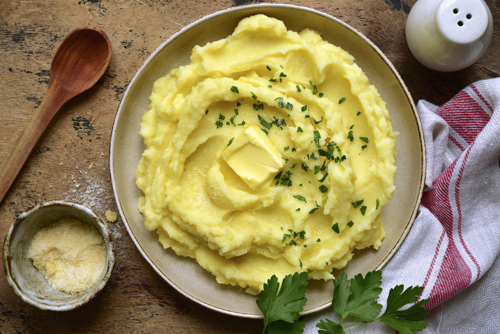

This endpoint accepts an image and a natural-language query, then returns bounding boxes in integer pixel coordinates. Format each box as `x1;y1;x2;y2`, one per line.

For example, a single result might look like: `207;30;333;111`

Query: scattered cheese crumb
89;162;94;170
28;218;106;294
105;210;117;222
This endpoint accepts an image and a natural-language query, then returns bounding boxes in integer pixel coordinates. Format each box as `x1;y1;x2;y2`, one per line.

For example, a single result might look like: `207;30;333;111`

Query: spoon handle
0;84;70;205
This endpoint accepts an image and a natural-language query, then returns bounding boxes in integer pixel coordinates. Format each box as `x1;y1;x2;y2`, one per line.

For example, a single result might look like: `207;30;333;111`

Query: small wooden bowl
2;201;115;311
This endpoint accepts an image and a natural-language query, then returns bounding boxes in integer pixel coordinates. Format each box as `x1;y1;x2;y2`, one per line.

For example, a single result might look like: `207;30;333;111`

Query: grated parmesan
28;218;106;294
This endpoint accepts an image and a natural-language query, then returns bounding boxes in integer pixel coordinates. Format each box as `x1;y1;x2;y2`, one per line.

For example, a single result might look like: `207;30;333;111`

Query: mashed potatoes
135;14;396;294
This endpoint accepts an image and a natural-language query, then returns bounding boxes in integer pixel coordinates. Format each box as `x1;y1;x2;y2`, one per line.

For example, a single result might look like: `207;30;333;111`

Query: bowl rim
2;200;116;311
110;3;426;318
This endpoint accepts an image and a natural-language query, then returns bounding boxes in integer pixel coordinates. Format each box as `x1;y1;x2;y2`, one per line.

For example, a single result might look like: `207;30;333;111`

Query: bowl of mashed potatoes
111;4;425;318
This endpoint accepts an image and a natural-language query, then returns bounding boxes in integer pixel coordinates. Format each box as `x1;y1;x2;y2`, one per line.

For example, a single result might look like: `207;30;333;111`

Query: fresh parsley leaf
360;206;367;215
267;320;305;334
339;97;346;104
360;137;369;143
257;272;309;334
230;86;239;94
319;185;328;193
316;318;343;334
347;220;354;228
333;270;383;322
376;285;430;334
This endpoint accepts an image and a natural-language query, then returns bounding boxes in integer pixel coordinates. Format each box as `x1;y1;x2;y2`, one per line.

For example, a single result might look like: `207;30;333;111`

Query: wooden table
1;0;498;332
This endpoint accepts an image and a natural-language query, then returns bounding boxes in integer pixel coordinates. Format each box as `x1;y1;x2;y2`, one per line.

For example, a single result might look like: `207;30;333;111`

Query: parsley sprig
257;270;429;334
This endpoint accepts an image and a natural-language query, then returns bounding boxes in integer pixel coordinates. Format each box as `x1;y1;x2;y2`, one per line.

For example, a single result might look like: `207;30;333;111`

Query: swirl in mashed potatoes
135;14;396;294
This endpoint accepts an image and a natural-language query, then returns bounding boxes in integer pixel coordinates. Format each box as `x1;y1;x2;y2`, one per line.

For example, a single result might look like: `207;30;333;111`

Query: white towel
304;78;500;333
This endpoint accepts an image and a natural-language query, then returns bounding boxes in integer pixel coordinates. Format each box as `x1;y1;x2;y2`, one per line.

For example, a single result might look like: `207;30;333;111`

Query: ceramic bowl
3;201;115;311
111;4;425;318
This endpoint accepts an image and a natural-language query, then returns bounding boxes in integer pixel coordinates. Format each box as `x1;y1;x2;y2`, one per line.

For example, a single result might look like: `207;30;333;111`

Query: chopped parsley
253;103;264;110
258;115;273;130
284;146;290;151
301;163;309;172
205;110;209;115
234;108;239;115
282;229;306;246
266;65;271;71
296;85;302;92
301;105;308;112
352;199;364;208
309;80;318;95
318;172;328;183
297;127;303;133
376;199;380;210
313;116;323;124
230;86;239;94
360;206;367;215
362;145;367;150
273;116;287;129
332;223;340;234
356;111;361;116
279;170;293;187
339;97;346;104
347;220;354;227
348;130;354;142
293;194;307;203
319;185;328;193
314;130;321;148
227;137;234;146
251;92;258;100
360;137;369;143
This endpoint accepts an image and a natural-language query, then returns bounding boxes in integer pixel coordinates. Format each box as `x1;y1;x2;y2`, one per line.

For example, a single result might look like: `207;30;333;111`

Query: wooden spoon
0;26;112;205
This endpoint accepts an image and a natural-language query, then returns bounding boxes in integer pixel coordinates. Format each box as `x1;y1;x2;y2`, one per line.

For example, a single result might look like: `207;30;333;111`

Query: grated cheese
28;218;106;294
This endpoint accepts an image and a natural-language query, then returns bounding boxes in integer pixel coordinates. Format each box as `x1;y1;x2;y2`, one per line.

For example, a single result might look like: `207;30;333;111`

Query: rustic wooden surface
1;0;499;333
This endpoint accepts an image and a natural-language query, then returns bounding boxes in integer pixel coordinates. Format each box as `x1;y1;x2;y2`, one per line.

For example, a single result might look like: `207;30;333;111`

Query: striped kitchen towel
304;78;500;333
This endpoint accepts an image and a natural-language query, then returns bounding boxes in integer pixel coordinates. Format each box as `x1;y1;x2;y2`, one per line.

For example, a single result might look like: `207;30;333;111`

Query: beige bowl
111;4;425;318
3;201;115;311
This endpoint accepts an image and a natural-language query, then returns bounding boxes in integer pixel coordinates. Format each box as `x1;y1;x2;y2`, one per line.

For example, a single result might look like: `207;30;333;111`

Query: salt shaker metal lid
406;0;493;72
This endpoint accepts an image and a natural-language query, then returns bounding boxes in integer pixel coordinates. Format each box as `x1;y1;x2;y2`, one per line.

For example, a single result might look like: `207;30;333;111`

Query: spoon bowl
0;26;112;205
51;27;112;94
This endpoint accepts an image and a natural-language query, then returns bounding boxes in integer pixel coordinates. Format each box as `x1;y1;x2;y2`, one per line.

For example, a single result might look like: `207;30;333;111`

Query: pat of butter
222;125;284;190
